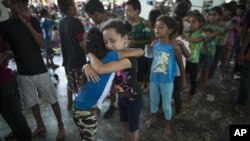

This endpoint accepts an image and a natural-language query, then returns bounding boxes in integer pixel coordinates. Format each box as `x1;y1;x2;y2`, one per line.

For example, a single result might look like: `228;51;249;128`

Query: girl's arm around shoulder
118;48;144;59
183;32;205;43
172;39;190;59
172;43;187;89
88;53;132;74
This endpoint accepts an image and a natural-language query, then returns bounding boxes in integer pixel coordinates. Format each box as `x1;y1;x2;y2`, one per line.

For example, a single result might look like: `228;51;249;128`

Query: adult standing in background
0;0;65;140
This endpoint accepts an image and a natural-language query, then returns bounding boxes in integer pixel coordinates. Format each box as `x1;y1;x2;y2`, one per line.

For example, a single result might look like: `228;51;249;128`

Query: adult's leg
0;78;32;141
17;75;46;137
36;72;65;141
51;102;65;141
31;104;46;137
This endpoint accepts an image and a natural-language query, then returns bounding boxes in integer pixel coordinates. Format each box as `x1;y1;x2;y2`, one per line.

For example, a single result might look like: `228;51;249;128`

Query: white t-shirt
175;36;190;76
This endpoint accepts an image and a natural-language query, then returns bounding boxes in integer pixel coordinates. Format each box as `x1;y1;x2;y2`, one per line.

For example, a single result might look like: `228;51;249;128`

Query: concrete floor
0;55;249;141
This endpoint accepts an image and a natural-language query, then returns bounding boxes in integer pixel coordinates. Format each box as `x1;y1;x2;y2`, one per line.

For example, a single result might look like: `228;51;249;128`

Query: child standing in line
143;8;162;94
183;12;206;107
124;0;153;90
199;6;224;96
209;3;236;81
144;15;184;138
171;16;191;118
88;20;143;141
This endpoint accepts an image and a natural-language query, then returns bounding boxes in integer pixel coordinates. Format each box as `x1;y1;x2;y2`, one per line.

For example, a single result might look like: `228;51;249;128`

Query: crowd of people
0;0;250;141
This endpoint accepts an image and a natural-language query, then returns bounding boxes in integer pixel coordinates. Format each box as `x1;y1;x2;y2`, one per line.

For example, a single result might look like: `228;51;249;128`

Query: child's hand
127;39;136;46
84;64;100;83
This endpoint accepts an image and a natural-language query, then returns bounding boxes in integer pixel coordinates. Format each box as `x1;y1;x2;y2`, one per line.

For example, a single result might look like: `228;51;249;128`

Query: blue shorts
118;96;142;132
199;54;214;72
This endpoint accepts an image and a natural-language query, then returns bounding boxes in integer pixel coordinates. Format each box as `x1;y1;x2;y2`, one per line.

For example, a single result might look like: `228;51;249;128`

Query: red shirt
0;34;14;85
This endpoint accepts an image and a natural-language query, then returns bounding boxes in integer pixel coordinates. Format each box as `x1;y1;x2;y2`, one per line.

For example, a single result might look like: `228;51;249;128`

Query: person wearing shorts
58;0;87;110
0;0;64;140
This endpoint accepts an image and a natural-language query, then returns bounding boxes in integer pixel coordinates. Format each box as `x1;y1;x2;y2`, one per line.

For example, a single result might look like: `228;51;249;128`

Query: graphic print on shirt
152;52;169;74
114;71;137;100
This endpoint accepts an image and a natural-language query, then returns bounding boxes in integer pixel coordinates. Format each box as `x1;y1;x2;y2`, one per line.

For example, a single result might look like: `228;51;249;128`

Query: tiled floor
0;55;249;141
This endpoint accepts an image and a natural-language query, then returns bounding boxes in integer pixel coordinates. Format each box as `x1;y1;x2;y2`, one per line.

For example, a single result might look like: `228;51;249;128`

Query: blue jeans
150;82;174;120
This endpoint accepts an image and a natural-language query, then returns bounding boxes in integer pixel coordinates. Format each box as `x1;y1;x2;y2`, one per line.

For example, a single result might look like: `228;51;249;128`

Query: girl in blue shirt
145;15;184;138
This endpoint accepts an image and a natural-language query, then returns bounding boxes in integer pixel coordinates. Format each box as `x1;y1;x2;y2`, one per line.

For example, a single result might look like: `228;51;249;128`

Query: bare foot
163;127;172;139
175;113;181;119
144;117;157;128
183;100;192;108
196;89;204;97
32;127;46;138
56;126;65;141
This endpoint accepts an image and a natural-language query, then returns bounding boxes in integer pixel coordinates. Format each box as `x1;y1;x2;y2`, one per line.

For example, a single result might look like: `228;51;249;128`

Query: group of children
59;0;246;141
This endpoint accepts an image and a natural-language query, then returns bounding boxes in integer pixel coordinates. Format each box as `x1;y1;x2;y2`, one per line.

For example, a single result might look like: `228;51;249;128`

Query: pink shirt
0;34;14;85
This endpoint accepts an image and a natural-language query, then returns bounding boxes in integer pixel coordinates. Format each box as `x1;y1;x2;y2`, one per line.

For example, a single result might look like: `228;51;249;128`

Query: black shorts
118;96;142;132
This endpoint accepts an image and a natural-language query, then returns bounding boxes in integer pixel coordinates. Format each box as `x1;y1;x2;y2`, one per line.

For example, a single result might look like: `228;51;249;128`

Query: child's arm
183;34;204;43
128;39;153;46
173;40;191;59
118;48;144;59
88;53;132;74
205;30;223;40
82;64;100;83
173;44;187;89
